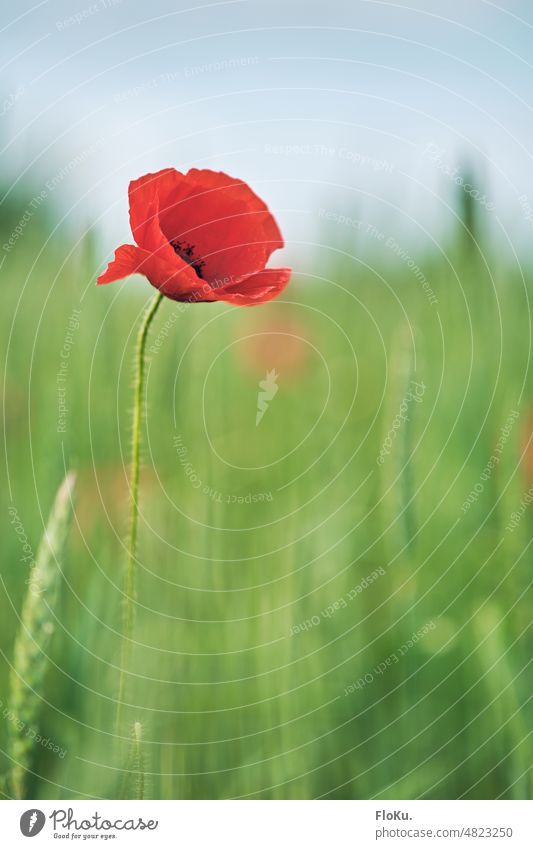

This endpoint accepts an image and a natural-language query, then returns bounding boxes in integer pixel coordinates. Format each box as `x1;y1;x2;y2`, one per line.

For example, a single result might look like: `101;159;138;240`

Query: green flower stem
116;291;163;735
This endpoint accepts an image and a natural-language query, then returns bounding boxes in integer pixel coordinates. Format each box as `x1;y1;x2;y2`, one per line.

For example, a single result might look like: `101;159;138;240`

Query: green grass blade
7;472;76;799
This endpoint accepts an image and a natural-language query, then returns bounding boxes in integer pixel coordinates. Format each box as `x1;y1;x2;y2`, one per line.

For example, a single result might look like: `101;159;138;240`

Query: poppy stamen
170;239;205;278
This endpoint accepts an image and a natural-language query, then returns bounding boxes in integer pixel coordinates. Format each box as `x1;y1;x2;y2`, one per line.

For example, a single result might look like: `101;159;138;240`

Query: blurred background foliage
0;167;532;799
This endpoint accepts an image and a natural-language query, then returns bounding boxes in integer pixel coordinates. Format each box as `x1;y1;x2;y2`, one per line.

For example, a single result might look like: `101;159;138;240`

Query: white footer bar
1;800;532;848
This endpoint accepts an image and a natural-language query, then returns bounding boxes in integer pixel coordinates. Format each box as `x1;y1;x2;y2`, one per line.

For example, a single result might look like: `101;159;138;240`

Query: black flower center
170;239;205;278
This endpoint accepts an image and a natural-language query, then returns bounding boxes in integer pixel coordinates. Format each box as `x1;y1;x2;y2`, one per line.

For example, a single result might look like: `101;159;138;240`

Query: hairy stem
116;291;163;736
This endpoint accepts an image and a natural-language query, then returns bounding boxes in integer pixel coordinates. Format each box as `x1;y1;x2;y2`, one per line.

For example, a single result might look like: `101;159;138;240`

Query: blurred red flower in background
238;312;312;378
97;168;291;305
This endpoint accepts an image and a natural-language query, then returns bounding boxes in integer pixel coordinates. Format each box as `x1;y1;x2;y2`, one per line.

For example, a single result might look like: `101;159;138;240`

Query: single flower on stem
98;167;291;304
97;167;291;735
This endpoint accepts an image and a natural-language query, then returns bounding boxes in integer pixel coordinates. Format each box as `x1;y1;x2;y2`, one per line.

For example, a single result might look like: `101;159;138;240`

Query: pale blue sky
2;0;533;261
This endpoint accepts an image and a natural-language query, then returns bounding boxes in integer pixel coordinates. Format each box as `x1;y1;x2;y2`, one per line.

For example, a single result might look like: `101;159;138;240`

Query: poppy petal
213;267;292;306
96;243;212;302
127;170;183;271
157;169;284;285
96;244;145;285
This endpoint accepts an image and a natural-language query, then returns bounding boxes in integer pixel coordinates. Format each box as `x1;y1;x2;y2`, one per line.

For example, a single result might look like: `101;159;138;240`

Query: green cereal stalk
398;348;417;556
473;605;531;799
380;326;420;558
7;472;76;799
132;721;145;800
120;721;145;799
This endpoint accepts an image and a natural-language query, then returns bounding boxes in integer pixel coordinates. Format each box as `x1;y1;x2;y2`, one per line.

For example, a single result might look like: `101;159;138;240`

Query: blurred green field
1;195;532;800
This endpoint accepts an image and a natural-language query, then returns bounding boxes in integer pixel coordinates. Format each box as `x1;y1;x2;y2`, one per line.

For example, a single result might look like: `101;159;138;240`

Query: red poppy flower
97;168;291;305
